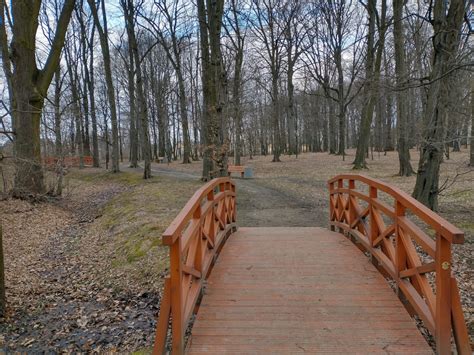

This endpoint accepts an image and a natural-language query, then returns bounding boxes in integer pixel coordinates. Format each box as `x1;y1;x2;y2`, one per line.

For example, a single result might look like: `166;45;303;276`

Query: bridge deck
186;227;432;354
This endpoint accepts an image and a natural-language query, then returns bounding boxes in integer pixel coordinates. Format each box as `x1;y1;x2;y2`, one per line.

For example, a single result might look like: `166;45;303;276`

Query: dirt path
143;163;327;228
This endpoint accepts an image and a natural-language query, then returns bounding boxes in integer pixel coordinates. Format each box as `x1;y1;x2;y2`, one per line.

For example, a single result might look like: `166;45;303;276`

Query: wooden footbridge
153;175;471;354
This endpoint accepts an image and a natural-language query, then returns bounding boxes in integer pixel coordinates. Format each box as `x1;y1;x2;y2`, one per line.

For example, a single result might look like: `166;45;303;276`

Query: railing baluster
170;237;184;353
329;181;335;231
327;174;469;354
435;232;452;354
154;177;237;353
347;179;355;227
395;201;407;301
369;186;377;248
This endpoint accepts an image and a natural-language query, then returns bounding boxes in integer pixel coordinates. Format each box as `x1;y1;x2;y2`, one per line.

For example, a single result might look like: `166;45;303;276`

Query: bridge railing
328;174;470;354
153;177;237;354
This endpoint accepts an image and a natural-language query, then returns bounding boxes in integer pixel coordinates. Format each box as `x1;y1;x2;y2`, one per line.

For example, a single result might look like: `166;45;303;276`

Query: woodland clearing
0;148;472;352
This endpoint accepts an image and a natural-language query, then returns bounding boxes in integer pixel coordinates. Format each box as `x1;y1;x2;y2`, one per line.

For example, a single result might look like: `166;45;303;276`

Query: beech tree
0;0;75;196
87;0;120;173
412;0;468;210
197;0;227;180
393;0;414;176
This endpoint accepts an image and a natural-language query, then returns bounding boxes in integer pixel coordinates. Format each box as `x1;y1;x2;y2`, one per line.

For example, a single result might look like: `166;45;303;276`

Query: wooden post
194;205;203;274
435;232;452;355
153;278;171;355
328;181;335;231
348;179;355;227
231;182;237;223
170;237;184;353
394;201;406;298
337;179;344;233
207;190;216;244
369;186;378;248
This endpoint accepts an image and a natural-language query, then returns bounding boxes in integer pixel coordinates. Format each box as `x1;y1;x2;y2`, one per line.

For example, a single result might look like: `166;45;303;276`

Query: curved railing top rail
154;177;237;354
162;177;235;245
328;174;470;354
328;174;464;243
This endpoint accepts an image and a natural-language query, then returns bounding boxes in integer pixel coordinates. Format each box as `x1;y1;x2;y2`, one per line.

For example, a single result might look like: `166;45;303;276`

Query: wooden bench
228;165;245;178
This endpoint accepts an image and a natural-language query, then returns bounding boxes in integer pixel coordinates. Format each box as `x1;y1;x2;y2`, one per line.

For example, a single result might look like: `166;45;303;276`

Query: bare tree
303;0;364;159
412;0;467;209
87;0;120;173
0;0;75;196
353;0;388;169
393;0;414;176
251;0;287;162
224;0;249;165
197;0;228;180
121;0;152;178
144;0;193;164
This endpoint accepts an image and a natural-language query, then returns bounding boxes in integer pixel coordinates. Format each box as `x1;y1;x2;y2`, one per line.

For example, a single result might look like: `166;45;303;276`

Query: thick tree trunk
412;0;465;210
393;0;414;176
198;0;227;181
4;0;75;197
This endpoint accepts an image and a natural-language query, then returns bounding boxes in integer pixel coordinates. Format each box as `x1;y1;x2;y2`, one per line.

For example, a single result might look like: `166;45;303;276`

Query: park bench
228;165;244;178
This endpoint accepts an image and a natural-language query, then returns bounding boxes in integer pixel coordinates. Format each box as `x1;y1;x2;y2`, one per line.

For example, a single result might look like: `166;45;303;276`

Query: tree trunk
4;0;75;197
412;0;465;210
177;73;192;164
233;45;243;165
198;0;227;181
122;0;151;178
65;42;84;169
126;27;138;168
287;45;296;156
393;0;414;176
354;0;386;169
88;0;120;173
271;74;281;162
54;66;62;158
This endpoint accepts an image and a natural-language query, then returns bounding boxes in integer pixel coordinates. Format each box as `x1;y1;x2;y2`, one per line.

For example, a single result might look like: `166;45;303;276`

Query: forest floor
0;148;472;352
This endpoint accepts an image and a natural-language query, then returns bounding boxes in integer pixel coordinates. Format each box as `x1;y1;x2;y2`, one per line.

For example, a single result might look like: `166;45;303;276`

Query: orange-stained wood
186;227;432;354
329;174;470;355
153;177;236;354
152;175;470;355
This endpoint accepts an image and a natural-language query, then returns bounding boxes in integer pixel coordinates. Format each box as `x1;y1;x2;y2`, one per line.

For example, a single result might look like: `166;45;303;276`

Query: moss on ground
67;168;146;185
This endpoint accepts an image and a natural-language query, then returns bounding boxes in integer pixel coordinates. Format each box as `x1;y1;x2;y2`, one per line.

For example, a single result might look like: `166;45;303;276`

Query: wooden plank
187;227;430;354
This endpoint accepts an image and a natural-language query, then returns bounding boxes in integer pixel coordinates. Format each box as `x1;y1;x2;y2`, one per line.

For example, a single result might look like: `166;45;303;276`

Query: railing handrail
154;177;237;354
162;177;233;245
328;174;464;243
328;174;470;355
